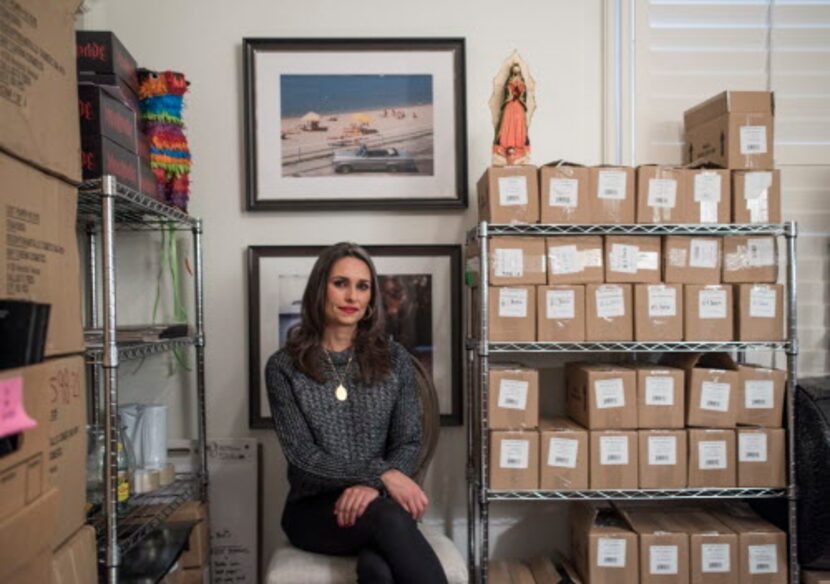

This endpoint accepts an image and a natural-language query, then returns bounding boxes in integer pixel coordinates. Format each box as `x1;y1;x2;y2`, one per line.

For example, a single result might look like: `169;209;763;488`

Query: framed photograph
243;38;467;210
248;244;462;428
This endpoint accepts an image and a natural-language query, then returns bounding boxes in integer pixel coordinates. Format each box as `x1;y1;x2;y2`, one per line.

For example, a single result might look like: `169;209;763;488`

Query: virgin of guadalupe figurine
490;51;536;166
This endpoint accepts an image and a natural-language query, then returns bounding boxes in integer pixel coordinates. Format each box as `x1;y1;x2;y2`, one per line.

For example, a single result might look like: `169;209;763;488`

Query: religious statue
489;51;536;166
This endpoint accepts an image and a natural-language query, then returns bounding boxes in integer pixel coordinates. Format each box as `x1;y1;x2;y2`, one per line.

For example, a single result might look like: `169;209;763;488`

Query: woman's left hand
334;485;380;528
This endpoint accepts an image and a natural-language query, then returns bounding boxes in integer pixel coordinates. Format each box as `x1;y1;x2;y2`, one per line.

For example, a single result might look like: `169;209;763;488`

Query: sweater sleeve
383;345;423;478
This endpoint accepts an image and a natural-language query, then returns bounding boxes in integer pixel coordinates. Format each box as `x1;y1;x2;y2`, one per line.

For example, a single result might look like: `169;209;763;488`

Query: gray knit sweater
265;341;422;502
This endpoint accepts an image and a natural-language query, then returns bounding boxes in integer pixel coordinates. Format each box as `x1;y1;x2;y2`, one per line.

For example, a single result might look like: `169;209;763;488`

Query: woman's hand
334;485;379;528
381;469;428;520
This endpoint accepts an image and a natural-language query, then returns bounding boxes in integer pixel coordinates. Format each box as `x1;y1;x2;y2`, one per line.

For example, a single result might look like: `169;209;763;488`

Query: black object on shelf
0;299;50;370
113;521;196;583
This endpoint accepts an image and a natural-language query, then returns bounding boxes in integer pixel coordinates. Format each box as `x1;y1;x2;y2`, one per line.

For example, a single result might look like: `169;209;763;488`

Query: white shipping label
748;544;779;575
499;439;530;469
648;286;677;318
739;432;768;463
699;288;728;319
595;378;625;409
548;437;579;469
600;435;629;465
649;545;679;575
638;251;659;271
648;436;678;466
700;200;719;224
597;170;627;200
669;248;688;268
648;179;678;209
746;380;775;409
610;244;639;274
596;286;625;319
498;175;528;206
747;192;770;223
740;126;768;155
546;289;576;320
550;178;578;208
702;544;731;573
750;286;777;318
549;245;581;275
690;239;719;269
745;172;773;201
494;248;524;278
597;538;627;568
699;440;728;470
498;288;528;318
497;379;529;411
580;248;604;268
646;376;675;406
700;381;731;412
695;172;722;203
747;238;775;267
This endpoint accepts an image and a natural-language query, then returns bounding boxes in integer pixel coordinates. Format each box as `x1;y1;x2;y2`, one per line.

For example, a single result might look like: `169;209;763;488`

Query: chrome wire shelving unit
465;221;799;584
80;176;209;584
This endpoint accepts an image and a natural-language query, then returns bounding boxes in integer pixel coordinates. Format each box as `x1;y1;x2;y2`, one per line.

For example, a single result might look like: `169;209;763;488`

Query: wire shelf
476;340;789;353
486;487;787;501
78;178;197;231
470;223;789;238
85;336;195;364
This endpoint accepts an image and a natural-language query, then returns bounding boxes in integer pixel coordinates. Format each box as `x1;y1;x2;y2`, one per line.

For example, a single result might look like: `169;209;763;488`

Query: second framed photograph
248;244;462;428
243;38;467;210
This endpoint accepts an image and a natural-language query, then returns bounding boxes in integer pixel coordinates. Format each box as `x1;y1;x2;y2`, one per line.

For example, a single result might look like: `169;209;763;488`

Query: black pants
282;492;449;584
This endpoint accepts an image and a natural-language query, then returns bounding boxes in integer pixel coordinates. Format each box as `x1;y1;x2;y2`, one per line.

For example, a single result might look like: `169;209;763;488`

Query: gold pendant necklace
324;349;353;401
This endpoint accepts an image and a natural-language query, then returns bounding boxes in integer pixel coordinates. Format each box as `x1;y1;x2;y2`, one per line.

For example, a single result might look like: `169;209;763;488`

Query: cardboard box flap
715;504;785;534
0;488;59;581
671;510;735;535
661;352;736;371
684;91;774;128
539;416;586;431
52;525;97;584
542;159;586;168
620;508;686;534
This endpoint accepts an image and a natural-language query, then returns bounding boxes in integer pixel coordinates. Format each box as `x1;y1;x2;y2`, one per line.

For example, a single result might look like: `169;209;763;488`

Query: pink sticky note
0;377;37;440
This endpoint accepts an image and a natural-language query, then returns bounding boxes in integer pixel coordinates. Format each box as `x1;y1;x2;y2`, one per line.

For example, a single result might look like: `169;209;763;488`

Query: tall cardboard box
566;363;638;430
688;429;737;488
669;353;739;428
722;236;778;284
540;162;592;224
51;526;97;584
634;284;684;342
478;166;540;224
736;284;785;341
539;417;589;490
586;284;634;341
664;236;722;285
638;430;688;489
590;430;639;489
671;511;739;584
488;367;540;430
737;365;786;427
683;168;732;224
605;236;662;283
489;560;536;584
589;166;636;223
685;285;735;342
684;91;775;170
737;428;786;488
571;503;639;584
635;365;685;429
620;508;690;584
490;431;539;490
537;285;586;342
468;237;546;287
732;170;782;224
636;166;690;224
0;488;59;582
488;286;536;342
712;506;787;584
546;236;604;285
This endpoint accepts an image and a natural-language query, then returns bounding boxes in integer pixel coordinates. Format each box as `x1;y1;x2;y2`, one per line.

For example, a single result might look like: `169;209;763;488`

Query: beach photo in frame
248;244;462;428
243;38;467;210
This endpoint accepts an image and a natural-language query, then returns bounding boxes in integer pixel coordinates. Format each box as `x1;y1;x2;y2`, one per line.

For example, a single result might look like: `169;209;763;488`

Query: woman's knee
364;498;417;536
357;548;394;584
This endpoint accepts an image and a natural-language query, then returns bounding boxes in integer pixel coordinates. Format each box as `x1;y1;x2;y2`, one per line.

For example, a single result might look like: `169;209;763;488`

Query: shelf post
478;221;490;583
85;222;101;429
192;219;209;503
785;221;799;584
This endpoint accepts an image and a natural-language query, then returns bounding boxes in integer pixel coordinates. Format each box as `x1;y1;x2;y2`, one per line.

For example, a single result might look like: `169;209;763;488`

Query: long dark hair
286;242;391;384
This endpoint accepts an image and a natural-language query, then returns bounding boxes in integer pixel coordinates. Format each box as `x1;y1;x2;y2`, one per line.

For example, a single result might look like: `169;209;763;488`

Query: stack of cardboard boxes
0;1;93;582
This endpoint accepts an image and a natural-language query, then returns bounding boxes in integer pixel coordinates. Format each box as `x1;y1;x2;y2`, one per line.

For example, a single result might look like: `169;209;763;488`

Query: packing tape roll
158;463;176;486
132;469;160;494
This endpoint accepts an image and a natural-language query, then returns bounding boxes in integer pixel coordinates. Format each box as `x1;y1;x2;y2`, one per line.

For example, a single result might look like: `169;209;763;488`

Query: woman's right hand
380;469;428;520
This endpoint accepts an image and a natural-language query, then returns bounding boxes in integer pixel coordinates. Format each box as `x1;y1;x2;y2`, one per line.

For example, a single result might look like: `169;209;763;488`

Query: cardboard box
637;166;690;224
540;162;592;224
77;72;141;113
605;236;662;284
620;508;690;584
586;284;634;341
732;170;782;224
490;431;539;490
589;166;636;223
477;166;540;224
737;284;784;341
590;431;639;489
737;365;786;427
722;236;778;284
0;153;83;356
670;511;738;584
540;417;589;490
487;286;536;342
76;30;140;93
51;526;97;584
78;84;138;153
545;236;604;285
4;549;52;584
0;488;59;581
664;236;722;285
182;567;210;584
737;428;786;488
489;560;536;584
81;133;141;193
638;430;688;489
571;503;639;584
804;571;830;584
488;367;540;430
566;363;637;430
0;0;82;183
168;502;210;568
537;285;586;342
683;168;732;224
466;237;546;287
688;429;737;488
684;91;775;170
635;365;685;429
140;159;164;202
685;285;734;341
712;506;787;584
669;353;739;428
634;284;684;341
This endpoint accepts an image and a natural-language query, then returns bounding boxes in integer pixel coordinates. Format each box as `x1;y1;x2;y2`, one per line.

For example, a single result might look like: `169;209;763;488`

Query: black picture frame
248;244;462;428
243;38;468;210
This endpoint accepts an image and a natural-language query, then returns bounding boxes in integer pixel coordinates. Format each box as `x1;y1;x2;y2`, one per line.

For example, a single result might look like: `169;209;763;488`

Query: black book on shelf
0;299;50;370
